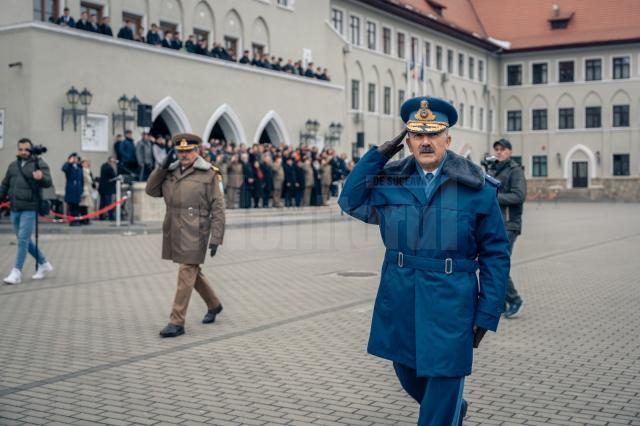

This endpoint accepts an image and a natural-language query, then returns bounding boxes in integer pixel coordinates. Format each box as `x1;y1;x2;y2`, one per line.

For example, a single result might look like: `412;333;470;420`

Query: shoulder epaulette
485;174;501;188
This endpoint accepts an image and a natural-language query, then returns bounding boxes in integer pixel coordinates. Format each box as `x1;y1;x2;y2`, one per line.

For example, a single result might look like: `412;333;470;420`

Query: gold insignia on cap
414;100;436;122
179;139;188;148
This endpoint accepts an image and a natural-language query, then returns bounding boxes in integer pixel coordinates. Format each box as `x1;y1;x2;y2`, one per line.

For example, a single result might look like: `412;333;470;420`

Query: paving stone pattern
0;203;639;425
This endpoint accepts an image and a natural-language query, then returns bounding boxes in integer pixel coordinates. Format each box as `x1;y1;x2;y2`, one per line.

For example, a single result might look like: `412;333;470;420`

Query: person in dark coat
260;156;274;208
99;16;113;36
115;130;137;177
62;153;84;226
98;156;118;221
304;62;316;78
172;31;183;49
56;8;75;27
239;153;254;208
195;39;209;55
339;96;510;425
117;20;134;40
294;159;305;207
161;31;173;48
282;59;295;74
282;157;297;207
0;138;54;284
251;160;265;208
185;35;196;53
239;50;251;64
490;139;527;319
146;23;161;46
75;11;89;31
87;14;100;33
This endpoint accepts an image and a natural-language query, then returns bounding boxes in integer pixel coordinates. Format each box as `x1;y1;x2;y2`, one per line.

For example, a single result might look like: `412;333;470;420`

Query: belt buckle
397;252;404;268
445;258;453;275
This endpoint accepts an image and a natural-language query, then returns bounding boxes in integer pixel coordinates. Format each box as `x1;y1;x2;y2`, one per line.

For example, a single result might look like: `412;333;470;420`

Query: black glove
377;129;407;159
162;149;177;169
209;244;218;257
473;326;487;348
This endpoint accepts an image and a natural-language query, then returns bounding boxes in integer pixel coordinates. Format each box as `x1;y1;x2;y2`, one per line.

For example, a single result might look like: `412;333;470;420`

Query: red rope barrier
0;196;128;222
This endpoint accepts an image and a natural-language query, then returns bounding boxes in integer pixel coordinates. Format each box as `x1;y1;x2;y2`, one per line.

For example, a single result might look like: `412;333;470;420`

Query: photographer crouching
489;139;527;318
0;138;54;285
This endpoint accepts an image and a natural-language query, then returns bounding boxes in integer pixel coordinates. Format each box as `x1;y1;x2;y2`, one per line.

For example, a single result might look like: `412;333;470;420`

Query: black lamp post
112;94;139;135
300;119;320;146
61;86;92;131
324;122;344;149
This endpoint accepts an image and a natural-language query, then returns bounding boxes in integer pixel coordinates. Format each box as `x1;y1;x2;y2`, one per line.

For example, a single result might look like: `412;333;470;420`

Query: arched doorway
203;104;246;145
151;96;192;139
564;144;597;189
150;115;171;138
253;110;290;147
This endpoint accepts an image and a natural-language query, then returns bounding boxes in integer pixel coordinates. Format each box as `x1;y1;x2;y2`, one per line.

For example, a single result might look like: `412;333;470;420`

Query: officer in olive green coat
145;133;225;337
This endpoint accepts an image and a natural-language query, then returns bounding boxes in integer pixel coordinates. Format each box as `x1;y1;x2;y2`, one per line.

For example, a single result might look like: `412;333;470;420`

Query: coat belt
167;206;211;217
384;250;478;274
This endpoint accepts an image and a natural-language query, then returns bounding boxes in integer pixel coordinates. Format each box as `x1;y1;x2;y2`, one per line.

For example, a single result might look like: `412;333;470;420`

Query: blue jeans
10;210;46;271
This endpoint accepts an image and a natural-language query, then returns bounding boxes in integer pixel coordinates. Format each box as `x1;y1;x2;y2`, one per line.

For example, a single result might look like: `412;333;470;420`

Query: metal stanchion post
127;189;133;225
115;177;122;227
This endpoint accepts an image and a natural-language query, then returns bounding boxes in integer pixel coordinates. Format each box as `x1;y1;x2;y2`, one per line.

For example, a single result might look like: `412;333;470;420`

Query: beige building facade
0;0;638;200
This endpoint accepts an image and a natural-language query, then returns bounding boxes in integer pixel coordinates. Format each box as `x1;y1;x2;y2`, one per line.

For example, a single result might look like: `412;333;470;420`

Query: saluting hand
162;149;177;169
377;129;407;159
209;244;218;257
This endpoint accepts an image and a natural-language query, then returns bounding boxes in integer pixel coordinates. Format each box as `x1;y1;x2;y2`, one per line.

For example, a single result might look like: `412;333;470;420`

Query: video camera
28;145;48;156
480;154;498;173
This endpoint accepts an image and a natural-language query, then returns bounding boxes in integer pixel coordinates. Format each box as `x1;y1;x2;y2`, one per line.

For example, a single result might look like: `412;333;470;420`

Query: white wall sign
81;113;108;152
303;48;313;68
0;109;5;149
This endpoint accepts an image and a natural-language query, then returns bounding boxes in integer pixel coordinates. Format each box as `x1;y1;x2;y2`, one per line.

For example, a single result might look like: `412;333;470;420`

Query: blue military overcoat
339;148;510;377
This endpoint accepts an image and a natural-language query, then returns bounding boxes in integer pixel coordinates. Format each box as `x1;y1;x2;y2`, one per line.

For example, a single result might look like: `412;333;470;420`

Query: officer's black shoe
159;323;185;338
459;399;468;425
202;304;223;324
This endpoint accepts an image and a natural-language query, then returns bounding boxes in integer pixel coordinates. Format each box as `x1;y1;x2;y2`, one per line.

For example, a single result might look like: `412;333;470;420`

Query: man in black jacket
0;139;54;285
490;139;526;319
56;8;75;27
146;23;161;46
117;20;134;40
99;16;113;36
98;156;118;221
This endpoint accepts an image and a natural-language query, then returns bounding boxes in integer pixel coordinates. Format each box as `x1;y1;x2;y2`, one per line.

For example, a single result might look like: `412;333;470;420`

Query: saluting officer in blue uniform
339;97;510;425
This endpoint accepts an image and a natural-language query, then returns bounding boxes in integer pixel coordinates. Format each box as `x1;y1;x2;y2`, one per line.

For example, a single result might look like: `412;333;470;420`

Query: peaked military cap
400;96;458;134
173;133;202;151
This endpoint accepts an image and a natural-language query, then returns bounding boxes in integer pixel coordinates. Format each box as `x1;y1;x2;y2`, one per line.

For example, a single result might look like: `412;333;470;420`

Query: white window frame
367;82;378;114
435;44;444;71
381;25;393;56
557;58;577;83
504;62;525;86
396;30;406;60
330;6;346;35
348;13;362;46
611;54;632;80
276;0;295;11
557;107;575;131
530;108;549;131
383;86;392;116
365;19;379;51
530;61;549;85
423;39;432;69
478;58;485;82
457;51;465;78
505;109;523;133
583;56;604;82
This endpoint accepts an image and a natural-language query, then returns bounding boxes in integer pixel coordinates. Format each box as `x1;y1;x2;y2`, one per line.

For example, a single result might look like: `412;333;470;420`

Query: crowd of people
110;129;352;210
52;8;331;81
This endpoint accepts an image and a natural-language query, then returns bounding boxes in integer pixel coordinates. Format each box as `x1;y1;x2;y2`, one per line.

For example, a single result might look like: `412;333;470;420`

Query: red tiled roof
385;0;640;51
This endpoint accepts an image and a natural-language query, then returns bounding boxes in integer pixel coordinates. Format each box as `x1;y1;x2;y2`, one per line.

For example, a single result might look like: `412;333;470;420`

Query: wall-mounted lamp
112;94;140;135
61;86;92;131
324;122;344;149
300;119;320;146
596;150;601;165
556;152;562;166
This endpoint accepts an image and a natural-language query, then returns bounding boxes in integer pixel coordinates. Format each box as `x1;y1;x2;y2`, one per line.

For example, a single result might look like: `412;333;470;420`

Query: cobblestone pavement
0;203;639;425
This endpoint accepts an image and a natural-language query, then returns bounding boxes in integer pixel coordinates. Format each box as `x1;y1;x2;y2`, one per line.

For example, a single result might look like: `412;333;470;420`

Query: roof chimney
552;4;560;16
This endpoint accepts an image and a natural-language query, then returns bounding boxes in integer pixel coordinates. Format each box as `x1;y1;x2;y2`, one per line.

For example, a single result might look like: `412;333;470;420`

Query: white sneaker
32;262;53;280
3;268;22;285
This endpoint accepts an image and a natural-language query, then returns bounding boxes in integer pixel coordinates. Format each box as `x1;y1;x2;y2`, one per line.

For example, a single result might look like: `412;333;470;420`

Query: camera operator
490;139;526;319
0;138;54;285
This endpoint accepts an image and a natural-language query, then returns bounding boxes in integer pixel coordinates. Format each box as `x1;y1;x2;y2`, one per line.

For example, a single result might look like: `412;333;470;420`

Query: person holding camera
145;133;226;338
62;152;84;227
490;139;527;319
0;138;54;285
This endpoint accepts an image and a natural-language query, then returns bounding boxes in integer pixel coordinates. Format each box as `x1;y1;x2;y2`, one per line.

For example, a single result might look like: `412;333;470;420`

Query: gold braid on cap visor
406;120;448;134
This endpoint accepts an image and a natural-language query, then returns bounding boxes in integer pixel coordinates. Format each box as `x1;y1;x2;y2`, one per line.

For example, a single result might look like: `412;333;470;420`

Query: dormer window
426;0;446;17
548;4;574;29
